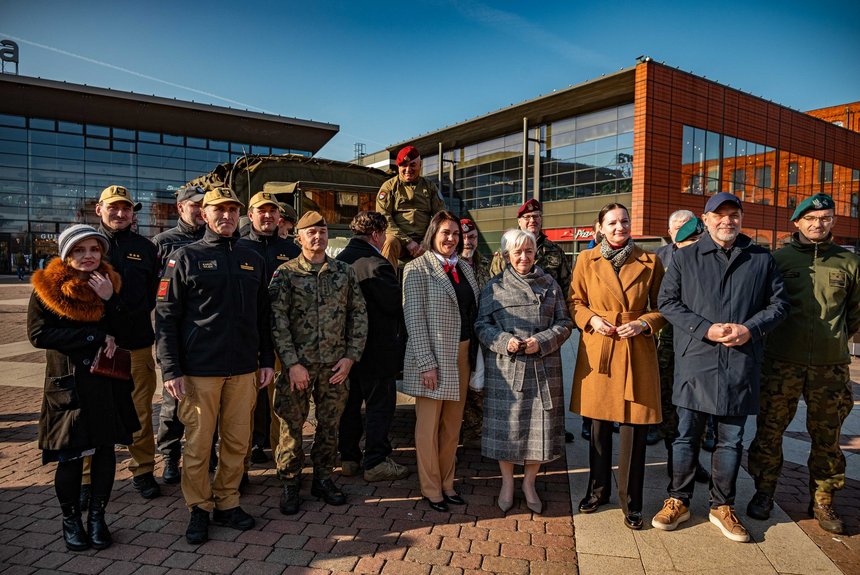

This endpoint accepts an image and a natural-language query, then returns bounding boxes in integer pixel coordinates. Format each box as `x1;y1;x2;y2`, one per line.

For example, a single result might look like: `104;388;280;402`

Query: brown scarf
31;258;122;323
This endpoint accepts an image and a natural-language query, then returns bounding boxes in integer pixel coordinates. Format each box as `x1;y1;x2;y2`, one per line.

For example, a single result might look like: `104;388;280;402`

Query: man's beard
461;248;476;259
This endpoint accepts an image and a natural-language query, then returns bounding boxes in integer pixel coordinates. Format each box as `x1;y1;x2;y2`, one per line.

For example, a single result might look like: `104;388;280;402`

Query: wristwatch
639;319;650;334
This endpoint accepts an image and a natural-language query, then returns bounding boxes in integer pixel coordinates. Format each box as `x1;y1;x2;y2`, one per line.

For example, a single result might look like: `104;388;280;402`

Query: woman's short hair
421;210;464;254
597;202;630;226
500;228;537;259
350;211;387;236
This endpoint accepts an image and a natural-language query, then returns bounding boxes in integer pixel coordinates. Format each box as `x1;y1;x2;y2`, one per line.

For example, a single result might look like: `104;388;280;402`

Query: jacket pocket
45;374;80;411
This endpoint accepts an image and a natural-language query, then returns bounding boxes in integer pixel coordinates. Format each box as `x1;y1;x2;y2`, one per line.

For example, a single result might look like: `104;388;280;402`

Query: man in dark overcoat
653;192;788;543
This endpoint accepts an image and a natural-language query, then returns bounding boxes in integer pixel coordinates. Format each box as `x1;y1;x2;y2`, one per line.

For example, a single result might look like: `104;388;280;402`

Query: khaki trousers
127;346;157;476
381;233;403;270
414;341;470;501
178;372;256;512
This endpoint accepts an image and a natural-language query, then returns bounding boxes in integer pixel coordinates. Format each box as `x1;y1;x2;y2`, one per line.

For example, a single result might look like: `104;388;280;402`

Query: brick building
363;60;860;255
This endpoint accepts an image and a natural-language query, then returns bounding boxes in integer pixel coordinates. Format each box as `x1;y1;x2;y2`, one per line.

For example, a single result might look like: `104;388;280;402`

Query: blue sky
2;0;858;162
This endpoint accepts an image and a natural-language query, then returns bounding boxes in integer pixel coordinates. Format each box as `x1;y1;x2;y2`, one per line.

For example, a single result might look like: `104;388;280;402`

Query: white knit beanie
58;224;110;260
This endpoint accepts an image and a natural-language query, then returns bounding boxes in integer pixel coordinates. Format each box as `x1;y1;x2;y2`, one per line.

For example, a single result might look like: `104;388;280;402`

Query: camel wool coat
569;245;666;424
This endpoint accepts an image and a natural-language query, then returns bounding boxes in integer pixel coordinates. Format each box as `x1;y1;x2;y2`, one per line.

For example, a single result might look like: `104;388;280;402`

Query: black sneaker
746;491;773;520
311;477;346;506
186;506;209;545
250;445;269;464
162;453;181;485
279;484;301;515
212;506;255;531
132;472;161;499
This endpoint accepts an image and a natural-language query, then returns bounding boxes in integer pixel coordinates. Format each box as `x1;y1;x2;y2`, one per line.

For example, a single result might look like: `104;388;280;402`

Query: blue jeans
669;407;746;508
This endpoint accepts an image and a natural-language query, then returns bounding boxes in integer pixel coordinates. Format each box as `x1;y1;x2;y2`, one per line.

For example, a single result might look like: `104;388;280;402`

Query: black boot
162;451;181;485
60;503;90;552
87;496;112;549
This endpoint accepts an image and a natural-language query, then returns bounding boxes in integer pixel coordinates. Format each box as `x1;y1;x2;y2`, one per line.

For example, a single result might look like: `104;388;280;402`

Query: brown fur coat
31;258;121;322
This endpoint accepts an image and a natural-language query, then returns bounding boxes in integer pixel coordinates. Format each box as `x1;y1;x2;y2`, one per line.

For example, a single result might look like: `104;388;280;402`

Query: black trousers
56;446;115;505
586;419;648;514
156;388;183;456
252;387;273;448
337;373;396;470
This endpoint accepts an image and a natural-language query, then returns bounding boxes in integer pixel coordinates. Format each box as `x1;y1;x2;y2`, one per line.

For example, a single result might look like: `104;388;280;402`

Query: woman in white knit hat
27;224;139;552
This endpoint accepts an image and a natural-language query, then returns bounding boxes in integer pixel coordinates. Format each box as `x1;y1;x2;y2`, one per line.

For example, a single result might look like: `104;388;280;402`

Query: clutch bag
90;346;132;380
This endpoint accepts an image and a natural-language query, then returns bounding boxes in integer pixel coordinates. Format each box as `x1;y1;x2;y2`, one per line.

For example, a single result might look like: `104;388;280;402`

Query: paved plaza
0;279;858;574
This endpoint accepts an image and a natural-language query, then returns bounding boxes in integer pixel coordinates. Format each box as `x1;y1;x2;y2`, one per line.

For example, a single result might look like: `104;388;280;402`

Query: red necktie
444;261;460;284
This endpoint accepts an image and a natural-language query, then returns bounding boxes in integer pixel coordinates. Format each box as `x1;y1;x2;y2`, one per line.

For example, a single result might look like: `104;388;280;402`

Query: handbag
90;346;132;380
468;347;485;391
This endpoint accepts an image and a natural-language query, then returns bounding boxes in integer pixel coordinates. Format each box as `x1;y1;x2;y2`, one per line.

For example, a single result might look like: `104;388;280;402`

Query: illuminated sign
0;40;19;74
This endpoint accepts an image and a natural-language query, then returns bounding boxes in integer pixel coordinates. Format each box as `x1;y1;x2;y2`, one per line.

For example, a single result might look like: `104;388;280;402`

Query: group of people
28;143;857;554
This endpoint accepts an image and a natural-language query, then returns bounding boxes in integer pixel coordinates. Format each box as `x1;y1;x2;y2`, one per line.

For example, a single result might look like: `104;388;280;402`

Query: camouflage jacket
490;233;571;297
463;253;492;292
269;254;368;368
375;175;445;247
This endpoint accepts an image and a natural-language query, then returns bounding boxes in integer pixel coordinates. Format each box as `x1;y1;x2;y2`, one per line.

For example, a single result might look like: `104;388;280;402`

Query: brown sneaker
651;497;690;531
810;502;844;534
709;505;750;542
364;458;410;482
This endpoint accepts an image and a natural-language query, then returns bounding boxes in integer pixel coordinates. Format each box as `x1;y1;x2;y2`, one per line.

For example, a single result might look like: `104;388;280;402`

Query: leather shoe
162;453;180;484
279;484;301;515
624;511;643;530
311;477;346;506
213;506;255;531
578;494;608;514
443;493;466;506
250;445;269;464
132;472;161;499
581;422;591;441
424;497;449;512
695;463;711;484
186;506;209;545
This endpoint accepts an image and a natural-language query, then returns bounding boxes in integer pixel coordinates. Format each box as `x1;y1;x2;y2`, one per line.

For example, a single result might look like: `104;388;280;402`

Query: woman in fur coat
28;224;139;552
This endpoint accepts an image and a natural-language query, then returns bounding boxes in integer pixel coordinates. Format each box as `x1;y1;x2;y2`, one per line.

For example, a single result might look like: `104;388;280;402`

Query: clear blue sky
2;0;858;162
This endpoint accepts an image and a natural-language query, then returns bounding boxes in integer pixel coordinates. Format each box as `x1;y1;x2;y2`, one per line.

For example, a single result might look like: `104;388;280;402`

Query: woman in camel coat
569;203;666;530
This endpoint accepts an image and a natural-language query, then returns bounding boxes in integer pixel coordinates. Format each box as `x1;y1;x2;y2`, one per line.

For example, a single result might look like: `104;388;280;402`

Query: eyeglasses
801;215;834;224
520;214;542;221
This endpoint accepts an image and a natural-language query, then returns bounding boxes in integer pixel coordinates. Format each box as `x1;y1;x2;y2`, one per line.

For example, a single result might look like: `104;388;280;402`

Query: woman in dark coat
28;224;139;552
475;229;573;514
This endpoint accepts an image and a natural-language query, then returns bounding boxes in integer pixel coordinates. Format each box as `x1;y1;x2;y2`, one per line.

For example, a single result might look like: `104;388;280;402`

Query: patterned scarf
600;237;635;274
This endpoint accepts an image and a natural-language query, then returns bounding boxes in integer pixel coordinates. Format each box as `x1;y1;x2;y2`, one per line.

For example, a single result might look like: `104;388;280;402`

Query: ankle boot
60;503;90;551
87;496;112;549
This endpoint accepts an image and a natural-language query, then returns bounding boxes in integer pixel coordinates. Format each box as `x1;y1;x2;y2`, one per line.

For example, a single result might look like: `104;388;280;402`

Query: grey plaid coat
475;265;573;462
402;252;479;401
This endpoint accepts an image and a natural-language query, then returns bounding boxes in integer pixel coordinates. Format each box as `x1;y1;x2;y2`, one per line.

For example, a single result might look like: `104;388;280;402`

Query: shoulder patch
167;259;176;269
156;279;170;301
377;191;387;201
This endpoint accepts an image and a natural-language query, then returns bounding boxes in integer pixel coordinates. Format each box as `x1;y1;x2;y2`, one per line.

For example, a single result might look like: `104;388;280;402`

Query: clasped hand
589;316;643;339
706;323;750;347
506;336;539;355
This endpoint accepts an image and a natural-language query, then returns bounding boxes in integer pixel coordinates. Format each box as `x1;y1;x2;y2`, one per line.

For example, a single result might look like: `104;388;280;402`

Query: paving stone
480;555;529;574
266;547;315;566
404;547;453;565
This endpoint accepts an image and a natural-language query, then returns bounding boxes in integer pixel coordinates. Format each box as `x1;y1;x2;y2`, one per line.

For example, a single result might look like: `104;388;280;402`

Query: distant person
29;224;139;551
654;192;788;542
15;251;26;280
375;145;446;270
747;193;859;534
475;228;573;514
278;202;298;239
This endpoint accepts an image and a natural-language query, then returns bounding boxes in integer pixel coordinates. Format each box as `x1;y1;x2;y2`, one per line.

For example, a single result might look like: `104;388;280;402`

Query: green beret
675;217;705;243
791;193;835;221
296;210;326;230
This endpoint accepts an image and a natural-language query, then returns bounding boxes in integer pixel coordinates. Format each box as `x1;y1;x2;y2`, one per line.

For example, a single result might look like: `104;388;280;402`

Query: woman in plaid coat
475;229;573;514
402;211;479;513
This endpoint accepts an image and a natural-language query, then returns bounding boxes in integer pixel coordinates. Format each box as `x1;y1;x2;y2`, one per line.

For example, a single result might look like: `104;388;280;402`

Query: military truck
186;153;391;251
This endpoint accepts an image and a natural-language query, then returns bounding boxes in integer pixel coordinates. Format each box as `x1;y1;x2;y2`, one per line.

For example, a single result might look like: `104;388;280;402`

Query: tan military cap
248;191;280;210
203;187;245;207
296;210;326;230
99;185;134;205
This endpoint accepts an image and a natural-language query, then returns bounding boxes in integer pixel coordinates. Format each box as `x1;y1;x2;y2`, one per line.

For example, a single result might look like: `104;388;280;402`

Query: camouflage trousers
461;388;484;444
273;362;349;485
657;336;678;440
747;356;853;503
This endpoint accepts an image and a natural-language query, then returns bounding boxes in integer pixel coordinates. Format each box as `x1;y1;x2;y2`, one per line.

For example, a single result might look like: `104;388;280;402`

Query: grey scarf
600;237;635;273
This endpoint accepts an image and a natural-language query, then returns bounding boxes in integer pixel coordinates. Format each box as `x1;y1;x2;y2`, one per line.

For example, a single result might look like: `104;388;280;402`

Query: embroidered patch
240;263;255;271
199;260;218;271
377;191;387;201
156;279;170;301
830;271;847;288
167;259;176;269
126;252;142;261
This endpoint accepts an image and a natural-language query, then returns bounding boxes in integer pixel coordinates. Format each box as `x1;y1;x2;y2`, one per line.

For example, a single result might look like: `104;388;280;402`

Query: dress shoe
60;503;90;552
186;506;209;545
213;506;255;531
279;484;301;515
162;452;181;484
311;477;347;506
746;491;773;520
132;472;161;499
578;494;608;514
624;511;643;530
695;463;711;483
250;445;269;464
581;423;591;441
443;492;466;506
497;495;514;513
424;497;449;512
525;495;543;515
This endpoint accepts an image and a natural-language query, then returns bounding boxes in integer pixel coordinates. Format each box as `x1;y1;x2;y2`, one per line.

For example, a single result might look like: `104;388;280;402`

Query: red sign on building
543;227;594;242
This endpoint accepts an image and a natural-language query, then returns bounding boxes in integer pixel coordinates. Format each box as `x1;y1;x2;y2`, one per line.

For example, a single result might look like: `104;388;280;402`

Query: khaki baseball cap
203;187;245;207
99;185;134;205
248;191;280;210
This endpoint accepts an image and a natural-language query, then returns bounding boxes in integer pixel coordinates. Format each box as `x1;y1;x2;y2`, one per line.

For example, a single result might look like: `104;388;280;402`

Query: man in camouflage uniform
489;199;571;296
747;193;860;534
459;218;490;446
269;211;368;515
376;145;446;269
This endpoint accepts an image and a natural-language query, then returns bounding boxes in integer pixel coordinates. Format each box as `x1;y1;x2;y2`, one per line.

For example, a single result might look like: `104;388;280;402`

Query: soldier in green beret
269;211;368;515
746;193;860;534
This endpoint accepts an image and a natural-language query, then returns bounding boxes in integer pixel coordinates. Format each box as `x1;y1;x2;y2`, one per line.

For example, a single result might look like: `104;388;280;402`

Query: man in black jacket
95;185;161;500
156;187;275;544
336;211;409;482
152;185;206;484
237;192;300;466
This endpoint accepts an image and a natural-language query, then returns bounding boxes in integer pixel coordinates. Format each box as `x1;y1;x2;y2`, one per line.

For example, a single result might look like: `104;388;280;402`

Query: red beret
460;218;477;233
517;198;541;218
396;145;420;166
